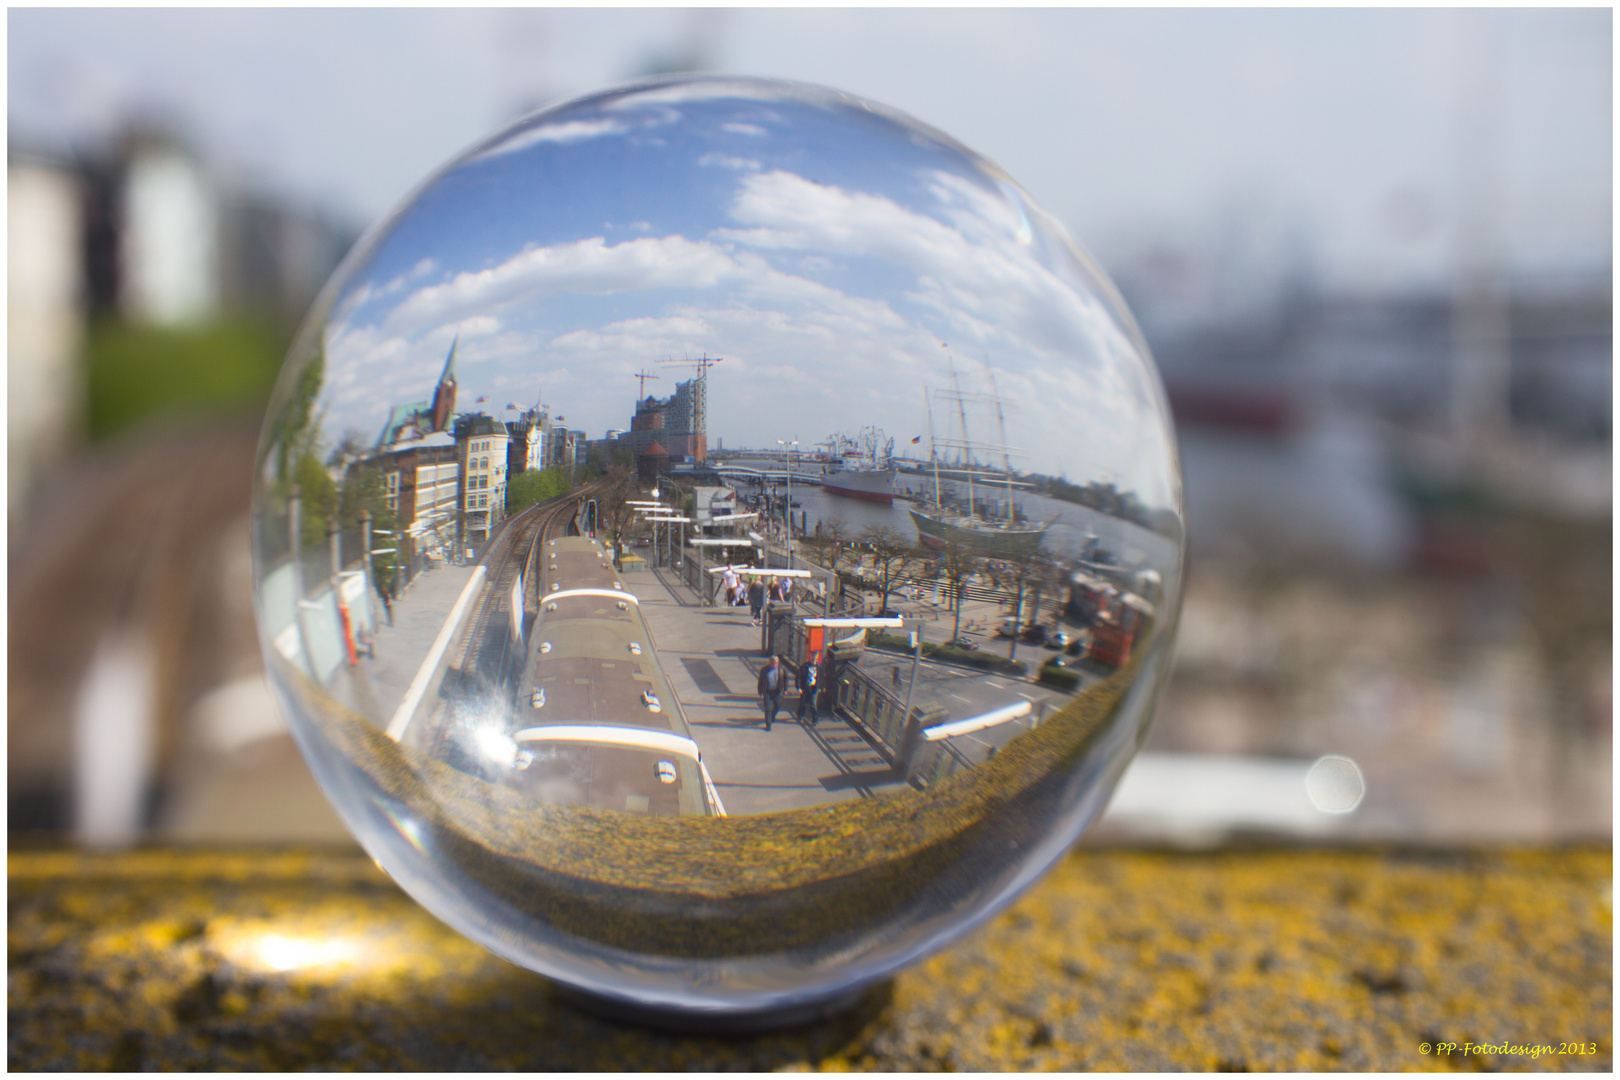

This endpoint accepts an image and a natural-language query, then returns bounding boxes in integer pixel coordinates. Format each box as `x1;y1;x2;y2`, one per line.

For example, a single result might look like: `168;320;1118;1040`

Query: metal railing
764;607;964;789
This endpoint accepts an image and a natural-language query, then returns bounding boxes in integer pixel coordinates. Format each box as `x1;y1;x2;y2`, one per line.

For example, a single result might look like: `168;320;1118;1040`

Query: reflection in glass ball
252;75;1184;1023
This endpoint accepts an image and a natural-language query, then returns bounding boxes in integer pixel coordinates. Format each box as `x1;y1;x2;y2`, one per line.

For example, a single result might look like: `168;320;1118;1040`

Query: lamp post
777;438;798;570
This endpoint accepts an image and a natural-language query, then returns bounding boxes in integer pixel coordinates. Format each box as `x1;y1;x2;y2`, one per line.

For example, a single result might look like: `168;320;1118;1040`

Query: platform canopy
707;566;813;577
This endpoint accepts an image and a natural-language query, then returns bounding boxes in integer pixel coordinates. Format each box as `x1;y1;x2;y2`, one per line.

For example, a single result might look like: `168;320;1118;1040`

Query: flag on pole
911;435;922;444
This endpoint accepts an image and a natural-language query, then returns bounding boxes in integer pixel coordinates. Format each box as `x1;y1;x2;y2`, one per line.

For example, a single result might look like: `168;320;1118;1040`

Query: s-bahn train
513;534;724;817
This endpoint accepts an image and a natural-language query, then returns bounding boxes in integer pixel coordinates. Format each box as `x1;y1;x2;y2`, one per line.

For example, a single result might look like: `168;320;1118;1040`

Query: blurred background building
8;8;1610;846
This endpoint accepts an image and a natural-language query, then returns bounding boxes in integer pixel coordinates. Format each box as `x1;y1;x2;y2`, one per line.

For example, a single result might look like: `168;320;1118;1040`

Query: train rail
423;485;598;759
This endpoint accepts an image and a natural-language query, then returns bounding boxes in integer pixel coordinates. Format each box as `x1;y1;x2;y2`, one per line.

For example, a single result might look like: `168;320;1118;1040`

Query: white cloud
470;117;631;160
457;314;502;337
386;234;742;332
698;151;761;171
716;167;1158;436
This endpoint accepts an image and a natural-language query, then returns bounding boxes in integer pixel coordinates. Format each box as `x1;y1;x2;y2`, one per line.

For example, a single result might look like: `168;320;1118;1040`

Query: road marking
984;680;1007;689
949;693;972;703
1016;692;1036;701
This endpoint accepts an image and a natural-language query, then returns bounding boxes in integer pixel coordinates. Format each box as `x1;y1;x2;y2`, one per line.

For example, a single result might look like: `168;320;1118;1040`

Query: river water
722;460;1182;588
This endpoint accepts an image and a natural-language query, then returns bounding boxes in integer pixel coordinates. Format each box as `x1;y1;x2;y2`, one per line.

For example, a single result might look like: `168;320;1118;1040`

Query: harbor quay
636;554;1077;815
312;531;1075;816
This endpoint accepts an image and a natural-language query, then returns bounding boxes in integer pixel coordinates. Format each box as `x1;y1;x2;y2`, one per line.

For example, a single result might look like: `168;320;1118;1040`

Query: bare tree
932;539;978;644
986;550;1044;662
860;524;920;617
596;467;637;560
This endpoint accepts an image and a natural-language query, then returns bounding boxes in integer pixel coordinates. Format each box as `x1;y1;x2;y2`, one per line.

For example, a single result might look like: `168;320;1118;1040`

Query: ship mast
984;361;1015;524
946;351;977;520
924;387;942;510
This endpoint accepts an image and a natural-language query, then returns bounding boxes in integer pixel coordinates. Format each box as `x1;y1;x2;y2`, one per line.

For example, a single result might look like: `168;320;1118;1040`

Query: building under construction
624;375;707;472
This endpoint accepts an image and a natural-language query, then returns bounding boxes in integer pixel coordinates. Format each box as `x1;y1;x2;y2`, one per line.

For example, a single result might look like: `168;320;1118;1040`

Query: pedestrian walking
796;650;821;724
721;565;740;606
758;655;786;731
748;577;766;625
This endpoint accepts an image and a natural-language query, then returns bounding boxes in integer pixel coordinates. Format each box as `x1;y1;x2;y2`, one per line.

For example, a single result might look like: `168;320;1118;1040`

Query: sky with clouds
315;79;1177;508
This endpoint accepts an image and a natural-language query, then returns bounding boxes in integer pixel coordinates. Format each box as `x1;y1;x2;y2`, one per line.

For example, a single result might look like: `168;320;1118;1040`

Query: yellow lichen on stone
8;846;1610;1070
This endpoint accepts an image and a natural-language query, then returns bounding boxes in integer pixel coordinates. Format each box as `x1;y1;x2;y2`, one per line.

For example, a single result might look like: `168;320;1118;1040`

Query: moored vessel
820;426;897;504
908;504;1047;558
913;354;1051;558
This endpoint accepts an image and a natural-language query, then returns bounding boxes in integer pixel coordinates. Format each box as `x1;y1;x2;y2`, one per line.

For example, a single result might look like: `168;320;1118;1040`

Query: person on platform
757;655;786;731
748;576;766;625
796;649;821;724
721;565;740;606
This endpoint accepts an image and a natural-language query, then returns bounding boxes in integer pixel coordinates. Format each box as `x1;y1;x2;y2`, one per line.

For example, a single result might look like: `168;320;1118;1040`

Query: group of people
720;564;793;626
756;650;825;732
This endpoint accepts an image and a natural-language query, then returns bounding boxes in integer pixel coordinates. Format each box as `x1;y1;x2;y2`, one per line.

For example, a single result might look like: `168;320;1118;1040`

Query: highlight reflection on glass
252;75;1185;1021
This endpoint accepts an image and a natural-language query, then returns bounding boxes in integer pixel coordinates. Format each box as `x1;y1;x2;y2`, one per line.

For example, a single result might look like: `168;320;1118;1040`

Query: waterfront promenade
636;560;1074;814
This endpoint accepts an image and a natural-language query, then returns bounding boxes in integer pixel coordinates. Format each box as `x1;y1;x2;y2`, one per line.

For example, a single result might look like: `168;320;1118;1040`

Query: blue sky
314;79;1177;508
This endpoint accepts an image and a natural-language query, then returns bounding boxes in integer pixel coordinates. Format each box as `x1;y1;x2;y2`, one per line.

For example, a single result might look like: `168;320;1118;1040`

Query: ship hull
822;468;895;505
909;508;1046;559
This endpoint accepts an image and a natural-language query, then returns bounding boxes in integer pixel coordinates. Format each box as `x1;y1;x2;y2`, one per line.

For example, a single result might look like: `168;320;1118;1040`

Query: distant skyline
9;8;1611;296
316;79;1180;510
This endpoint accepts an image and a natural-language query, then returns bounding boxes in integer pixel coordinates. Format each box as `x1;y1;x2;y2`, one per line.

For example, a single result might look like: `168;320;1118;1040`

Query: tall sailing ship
909;357;1051;560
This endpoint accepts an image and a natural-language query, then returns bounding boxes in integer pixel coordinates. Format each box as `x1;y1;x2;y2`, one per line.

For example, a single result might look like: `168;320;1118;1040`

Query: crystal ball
251;74;1184;1025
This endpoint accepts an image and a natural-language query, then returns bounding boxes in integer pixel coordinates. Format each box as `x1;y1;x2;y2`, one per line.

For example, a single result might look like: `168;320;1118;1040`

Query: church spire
429;333;459;431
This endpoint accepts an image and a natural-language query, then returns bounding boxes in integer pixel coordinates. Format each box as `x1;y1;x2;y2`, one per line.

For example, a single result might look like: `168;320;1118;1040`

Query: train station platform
324;562;477;743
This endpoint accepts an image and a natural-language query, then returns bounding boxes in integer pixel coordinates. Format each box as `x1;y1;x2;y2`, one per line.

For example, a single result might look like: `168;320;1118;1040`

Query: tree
326;428;369;471
596;466;638;560
268;347;326;485
507;466;574;514
294;451;340;551
339;464;403;600
860;524;920;617
986;549;1045;662
933;539;979;644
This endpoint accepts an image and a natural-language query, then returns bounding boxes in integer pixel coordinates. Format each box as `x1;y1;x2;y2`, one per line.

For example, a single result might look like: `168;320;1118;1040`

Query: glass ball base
557;979;892;1035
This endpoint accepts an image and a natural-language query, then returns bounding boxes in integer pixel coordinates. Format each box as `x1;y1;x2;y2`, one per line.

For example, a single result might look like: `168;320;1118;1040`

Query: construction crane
634;369;660;399
658;353;724;375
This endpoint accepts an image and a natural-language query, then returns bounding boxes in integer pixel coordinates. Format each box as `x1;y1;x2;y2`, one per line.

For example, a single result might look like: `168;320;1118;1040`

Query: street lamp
776;438;798;570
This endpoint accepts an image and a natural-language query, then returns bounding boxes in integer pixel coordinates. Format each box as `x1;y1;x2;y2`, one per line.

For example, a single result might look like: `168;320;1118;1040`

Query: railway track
425;482;607;759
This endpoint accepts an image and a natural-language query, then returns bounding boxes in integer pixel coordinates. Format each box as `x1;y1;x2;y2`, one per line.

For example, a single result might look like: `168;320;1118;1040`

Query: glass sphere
252;74;1184;1024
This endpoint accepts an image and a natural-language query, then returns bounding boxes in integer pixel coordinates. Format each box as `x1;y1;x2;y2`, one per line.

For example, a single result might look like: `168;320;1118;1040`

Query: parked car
1044;630;1072;651
1020;623;1049;646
